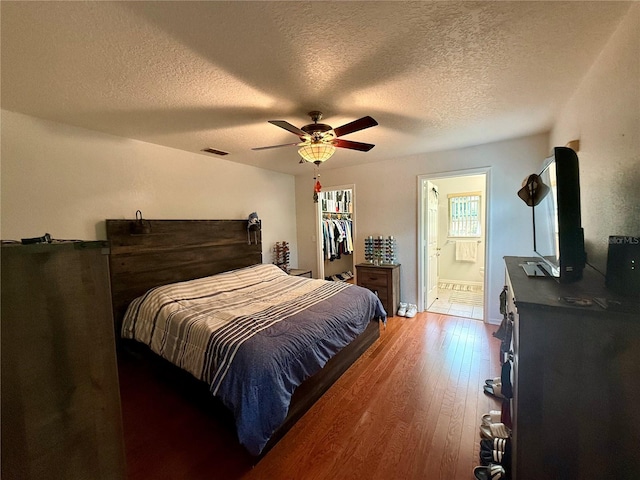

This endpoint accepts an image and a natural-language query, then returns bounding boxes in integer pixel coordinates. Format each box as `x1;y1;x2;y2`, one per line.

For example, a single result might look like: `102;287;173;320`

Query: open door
419;169;489;321
426;181;439;309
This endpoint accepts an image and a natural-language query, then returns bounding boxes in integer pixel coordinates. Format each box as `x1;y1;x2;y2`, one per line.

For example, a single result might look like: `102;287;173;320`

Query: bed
106;219;385;456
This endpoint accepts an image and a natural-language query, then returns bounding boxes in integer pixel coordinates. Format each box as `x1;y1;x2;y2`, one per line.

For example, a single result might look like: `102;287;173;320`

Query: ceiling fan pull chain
313;167;322;203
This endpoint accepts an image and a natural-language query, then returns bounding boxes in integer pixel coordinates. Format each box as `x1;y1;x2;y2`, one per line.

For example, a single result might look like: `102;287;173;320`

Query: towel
455;240;478;262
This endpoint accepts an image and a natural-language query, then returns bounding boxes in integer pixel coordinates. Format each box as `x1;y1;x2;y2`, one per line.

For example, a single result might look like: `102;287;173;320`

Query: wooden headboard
106;219;262;336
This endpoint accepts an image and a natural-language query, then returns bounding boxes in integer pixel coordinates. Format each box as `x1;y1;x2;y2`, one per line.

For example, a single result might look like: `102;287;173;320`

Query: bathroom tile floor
427;286;484;320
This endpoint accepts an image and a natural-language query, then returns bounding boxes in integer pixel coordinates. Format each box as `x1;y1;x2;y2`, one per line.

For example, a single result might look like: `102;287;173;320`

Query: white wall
0;110;298;266
550;4;640;273
295;132;549;324
433;175;486;284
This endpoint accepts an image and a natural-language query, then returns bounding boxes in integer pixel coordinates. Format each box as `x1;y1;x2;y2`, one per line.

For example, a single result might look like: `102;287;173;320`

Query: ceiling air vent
201;148;229;156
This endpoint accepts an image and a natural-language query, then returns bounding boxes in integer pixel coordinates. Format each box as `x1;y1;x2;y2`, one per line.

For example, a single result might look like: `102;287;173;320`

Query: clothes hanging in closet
322;217;353;261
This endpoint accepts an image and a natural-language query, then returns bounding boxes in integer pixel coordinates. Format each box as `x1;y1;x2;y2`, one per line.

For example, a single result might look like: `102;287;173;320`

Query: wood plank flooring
118;312;502;480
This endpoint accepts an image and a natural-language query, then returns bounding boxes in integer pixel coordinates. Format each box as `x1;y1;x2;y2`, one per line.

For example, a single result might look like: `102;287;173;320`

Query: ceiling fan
252;111;378;164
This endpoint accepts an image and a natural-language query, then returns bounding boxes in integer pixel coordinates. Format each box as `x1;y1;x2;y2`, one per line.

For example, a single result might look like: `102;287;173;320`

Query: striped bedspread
122;263;386;455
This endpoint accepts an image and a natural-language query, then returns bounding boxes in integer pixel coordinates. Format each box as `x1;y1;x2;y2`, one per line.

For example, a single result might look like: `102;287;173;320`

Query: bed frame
106;218;380;457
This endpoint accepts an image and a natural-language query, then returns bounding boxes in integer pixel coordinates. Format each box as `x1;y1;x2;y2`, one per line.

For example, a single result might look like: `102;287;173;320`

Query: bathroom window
448;192;481;237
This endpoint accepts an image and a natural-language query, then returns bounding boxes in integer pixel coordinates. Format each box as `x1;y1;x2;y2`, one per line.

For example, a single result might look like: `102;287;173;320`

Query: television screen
534;159;560;276
533;147;585;283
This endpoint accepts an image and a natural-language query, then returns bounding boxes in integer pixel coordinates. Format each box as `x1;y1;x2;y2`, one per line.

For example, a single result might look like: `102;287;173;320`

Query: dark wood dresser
355;263;400;316
504;256;640;480
1;241;126;480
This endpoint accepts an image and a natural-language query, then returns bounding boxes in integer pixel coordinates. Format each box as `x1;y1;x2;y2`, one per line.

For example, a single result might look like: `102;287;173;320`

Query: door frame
315;183;356;280
417;167;491;320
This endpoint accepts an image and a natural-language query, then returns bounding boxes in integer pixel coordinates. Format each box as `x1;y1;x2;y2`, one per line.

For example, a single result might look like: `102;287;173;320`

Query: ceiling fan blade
269;120;307;137
333;139;375;152
252;142;301;151
333;116;378;138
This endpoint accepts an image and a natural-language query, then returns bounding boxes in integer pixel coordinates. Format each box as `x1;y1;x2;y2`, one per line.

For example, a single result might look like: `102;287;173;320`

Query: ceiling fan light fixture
298;143;336;163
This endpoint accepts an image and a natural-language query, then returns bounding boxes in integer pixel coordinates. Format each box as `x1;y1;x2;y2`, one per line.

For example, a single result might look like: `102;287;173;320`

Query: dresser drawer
358;271;389;288
362;285;388;300
355;263;400;316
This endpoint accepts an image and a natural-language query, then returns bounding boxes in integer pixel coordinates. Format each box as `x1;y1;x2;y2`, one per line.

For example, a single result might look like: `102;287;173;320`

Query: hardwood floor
118;312;502;480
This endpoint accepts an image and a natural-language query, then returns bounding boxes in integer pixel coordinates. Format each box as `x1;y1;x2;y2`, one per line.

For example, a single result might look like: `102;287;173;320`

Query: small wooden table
289;269;312;278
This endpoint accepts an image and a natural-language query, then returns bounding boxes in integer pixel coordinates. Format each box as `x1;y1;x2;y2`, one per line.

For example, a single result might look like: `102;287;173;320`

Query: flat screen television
532;146;586;283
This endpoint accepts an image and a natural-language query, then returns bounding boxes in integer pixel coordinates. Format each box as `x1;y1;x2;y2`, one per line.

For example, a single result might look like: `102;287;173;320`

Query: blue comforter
121;264;386;455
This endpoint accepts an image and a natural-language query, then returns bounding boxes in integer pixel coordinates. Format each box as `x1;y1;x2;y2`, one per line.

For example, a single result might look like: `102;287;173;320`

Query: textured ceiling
1;1;632;175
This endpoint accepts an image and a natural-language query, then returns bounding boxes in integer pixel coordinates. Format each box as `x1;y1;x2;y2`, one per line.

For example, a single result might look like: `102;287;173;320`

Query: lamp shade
517;174;550;206
298;143;336;163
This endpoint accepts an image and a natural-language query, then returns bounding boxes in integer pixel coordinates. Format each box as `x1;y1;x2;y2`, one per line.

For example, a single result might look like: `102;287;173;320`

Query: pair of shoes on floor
483;363;513;400
396;302;417;318
477;438;511;479
480;437;510;454
479;422;511;441
481;410;501;427
327;271;353;282
473;463;506;480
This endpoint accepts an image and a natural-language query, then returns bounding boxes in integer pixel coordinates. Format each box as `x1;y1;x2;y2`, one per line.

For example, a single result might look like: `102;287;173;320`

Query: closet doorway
418;169;489;321
316;185;356;282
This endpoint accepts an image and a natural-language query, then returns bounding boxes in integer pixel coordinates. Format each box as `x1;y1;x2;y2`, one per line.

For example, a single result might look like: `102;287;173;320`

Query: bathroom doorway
418;169;489;321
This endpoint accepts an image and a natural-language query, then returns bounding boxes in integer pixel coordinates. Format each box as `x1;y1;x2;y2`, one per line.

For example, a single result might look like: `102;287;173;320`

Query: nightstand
289;269;312;278
355;263;400;316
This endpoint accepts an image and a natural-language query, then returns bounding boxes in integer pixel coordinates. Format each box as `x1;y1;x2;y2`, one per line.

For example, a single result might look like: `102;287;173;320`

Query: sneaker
397;302;407;316
405;304;417;318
